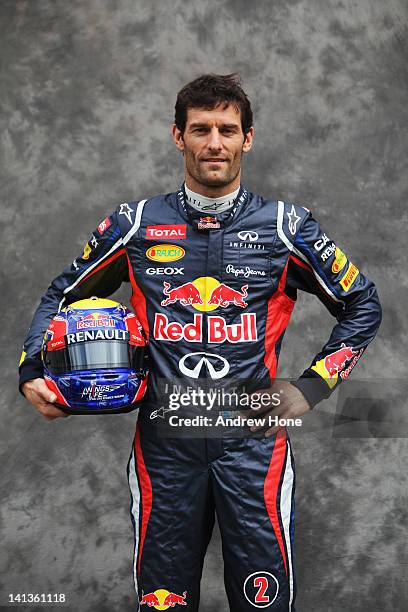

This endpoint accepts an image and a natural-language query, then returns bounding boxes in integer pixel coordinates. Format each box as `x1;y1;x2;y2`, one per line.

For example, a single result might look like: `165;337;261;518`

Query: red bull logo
156;277;256;344
140;589;187;609
163;591;187;606
160;278;248;311
207;283;248;308
200;216;216;223
324;345;358;376
312;343;359;388
76;312;115;329
197;216;220;229
161;282;204;306
154;313;257;343
140;591;160;607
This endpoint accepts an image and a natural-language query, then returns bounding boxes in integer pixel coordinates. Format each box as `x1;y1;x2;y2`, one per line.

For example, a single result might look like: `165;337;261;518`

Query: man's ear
172;124;185;152
242;126;254;153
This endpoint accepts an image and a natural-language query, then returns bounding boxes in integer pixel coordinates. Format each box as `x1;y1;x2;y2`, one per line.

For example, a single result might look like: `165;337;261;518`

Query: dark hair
175;73;253;134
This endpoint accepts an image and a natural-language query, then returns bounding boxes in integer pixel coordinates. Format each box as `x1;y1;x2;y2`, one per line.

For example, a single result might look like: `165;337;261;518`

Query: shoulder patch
277;200;309;250
118;202;135;225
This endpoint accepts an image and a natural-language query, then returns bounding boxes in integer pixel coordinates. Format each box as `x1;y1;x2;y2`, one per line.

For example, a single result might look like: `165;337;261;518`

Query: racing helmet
42;297;149;414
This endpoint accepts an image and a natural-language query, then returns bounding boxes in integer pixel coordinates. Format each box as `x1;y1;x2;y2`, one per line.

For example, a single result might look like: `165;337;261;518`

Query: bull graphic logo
140;591;160;607
323;344;359;377
140;589;188;608
163;591;187;606
161;279;248;310
207;284;248;308
312;343;359;389
161;282;204;306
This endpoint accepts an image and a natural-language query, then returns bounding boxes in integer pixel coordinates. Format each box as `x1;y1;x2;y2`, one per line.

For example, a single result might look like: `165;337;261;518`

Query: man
19;74;382;611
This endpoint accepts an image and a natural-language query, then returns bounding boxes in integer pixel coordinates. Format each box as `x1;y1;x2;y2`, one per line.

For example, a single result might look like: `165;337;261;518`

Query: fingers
36;401;69;421
21;379;69;420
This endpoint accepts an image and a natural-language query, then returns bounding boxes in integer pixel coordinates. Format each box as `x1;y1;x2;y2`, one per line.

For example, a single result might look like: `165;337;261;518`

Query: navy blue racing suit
19;186;382;611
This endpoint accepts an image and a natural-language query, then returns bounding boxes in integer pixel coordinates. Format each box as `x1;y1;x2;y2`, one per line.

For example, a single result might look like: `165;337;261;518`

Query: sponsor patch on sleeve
82;242;92;260
311;344;360;388
331;247;347;274
339;262;359;291
97;217;111;235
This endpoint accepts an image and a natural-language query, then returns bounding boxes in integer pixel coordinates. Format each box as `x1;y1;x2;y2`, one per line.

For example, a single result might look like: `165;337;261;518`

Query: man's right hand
21;378;69;421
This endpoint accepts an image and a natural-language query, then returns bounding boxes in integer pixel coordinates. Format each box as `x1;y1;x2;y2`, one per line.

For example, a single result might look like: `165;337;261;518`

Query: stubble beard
184;150;242;189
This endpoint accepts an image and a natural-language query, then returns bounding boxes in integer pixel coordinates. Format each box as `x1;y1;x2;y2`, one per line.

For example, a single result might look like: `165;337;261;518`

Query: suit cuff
292;372;332;409
19;358;44;396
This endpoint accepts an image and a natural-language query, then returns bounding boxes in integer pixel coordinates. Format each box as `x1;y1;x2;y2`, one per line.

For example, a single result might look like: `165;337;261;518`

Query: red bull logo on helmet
76;312;116;329
140;588;187;608
312;343;359;388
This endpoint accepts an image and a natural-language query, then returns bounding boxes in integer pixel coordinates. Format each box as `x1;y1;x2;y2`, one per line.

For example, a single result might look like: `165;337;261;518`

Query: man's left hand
241;380;311;437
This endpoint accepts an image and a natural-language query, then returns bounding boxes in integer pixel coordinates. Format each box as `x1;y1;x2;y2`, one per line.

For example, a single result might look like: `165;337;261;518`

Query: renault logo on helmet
238;231;258;242
178;352;230;379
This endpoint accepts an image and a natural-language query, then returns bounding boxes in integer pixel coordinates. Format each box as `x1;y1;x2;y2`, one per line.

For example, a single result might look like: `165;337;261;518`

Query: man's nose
207;127;222;150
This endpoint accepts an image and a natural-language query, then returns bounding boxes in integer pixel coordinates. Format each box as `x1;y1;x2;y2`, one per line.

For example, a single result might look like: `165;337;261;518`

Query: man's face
172;104;253;193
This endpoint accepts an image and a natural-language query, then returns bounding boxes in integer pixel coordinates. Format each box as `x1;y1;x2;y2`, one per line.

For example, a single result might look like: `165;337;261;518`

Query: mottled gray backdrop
1;0;407;611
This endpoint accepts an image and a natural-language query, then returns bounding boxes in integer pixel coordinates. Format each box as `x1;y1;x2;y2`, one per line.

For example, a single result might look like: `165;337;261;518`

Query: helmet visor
45;340;143;374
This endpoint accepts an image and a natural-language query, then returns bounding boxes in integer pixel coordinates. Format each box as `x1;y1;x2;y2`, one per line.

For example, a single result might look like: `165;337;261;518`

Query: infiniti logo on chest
230;230;265;250
238;231;258;242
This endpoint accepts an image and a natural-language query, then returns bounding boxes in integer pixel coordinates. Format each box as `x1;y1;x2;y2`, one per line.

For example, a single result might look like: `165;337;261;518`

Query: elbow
371;285;383;333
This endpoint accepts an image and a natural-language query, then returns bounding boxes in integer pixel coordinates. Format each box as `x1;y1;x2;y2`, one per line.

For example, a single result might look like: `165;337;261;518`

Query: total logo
312;344;363;389
243;571;279;608
140;588;187;608
146;225;186;240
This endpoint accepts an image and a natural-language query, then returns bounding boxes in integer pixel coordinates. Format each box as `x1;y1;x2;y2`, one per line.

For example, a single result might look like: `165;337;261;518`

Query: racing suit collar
176;183;249;231
184;184;240;214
